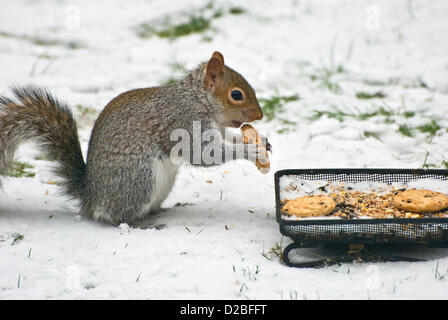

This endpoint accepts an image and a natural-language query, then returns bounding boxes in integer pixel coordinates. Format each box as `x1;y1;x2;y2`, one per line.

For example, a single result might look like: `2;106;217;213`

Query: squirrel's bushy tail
0;87;86;200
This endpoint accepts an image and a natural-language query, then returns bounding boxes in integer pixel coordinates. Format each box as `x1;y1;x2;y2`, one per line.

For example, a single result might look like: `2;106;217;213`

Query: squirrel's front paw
259;135;272;153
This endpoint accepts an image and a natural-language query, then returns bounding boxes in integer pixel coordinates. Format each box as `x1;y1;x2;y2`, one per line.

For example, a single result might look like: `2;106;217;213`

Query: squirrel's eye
231;90;243;101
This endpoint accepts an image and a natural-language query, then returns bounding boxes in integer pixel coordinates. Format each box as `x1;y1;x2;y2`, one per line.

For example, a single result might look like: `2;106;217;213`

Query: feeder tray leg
283;242;427;268
283;242;331;268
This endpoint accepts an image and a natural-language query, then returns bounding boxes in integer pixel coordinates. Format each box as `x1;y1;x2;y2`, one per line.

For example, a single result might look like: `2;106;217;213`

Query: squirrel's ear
205;53;224;92
211;51;224;65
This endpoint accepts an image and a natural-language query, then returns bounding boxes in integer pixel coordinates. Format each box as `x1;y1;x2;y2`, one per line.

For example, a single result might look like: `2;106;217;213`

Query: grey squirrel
0;51;269;225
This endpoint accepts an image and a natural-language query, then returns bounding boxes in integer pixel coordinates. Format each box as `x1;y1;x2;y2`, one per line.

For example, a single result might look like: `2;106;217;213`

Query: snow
1;0;448;299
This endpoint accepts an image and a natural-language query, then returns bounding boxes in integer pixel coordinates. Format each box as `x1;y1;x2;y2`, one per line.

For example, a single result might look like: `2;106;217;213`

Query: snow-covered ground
1;0;448;299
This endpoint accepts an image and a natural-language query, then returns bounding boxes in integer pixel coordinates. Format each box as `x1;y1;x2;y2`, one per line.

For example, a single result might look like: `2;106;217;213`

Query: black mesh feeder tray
274;169;448;268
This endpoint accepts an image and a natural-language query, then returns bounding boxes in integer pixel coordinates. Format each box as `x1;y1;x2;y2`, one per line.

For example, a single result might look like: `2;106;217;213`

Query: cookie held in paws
393;189;448;213
282;195;336;217
240;124;270;174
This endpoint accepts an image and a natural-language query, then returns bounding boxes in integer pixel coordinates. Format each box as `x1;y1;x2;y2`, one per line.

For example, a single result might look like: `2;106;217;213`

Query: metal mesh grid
275;169;448;244
291;172;448;184
281;221;448;244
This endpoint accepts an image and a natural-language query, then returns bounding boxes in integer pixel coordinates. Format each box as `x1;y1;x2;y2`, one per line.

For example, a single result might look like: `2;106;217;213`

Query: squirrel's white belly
139;157;180;217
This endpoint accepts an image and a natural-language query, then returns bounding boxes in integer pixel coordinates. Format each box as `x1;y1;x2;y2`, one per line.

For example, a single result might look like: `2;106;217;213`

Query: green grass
363;131;381;141
310;106;419;132
12;234;24;246
257;94;300;134
397;120;442;138
136;2;247;39
309;106;349;122
398;124;414;137
322;79;342;93
417;120;441;136
403;111;415;118
229;7;246;15
356;107;394;120
136;16;211;39
310;105;394;122
309;66;344;94
258;94;300;122
356;91;386;99
5;161;35;178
